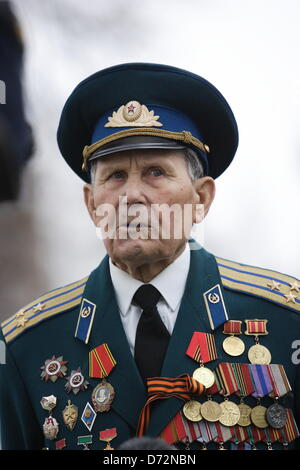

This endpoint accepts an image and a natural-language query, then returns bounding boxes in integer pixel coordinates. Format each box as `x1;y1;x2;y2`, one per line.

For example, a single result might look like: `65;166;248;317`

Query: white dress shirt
109;244;191;355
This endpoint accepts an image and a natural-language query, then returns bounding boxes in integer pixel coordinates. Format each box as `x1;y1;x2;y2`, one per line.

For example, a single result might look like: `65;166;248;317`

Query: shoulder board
1;276;88;344
216;257;300;314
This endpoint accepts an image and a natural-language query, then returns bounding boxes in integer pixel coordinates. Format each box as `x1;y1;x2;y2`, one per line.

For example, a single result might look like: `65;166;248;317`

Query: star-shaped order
267;280;281;291
284;292;297;304
289;281;300;293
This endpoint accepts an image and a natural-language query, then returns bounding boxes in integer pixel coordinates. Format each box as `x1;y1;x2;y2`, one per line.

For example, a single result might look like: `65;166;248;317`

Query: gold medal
193;366;215;388
237;402;252;426
183;400;202;422
223;336;245;356
251;405;268;428
201;399;222;422
245;319;271;365
248;344;271;364
219;400;241;427
222;320;245;357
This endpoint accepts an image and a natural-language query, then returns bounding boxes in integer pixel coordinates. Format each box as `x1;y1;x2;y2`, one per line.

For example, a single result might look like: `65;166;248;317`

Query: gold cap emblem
104;101;162;128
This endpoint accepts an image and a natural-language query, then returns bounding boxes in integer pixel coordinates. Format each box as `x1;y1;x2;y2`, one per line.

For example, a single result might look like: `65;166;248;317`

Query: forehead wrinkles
98;150;181;174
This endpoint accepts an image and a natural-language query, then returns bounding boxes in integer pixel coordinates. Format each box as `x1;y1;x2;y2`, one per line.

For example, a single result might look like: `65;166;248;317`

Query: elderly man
1;63;300;450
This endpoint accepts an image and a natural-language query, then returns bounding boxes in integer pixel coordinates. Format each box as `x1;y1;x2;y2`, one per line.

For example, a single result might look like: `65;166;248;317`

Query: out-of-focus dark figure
118;436;176;450
0;0;34;201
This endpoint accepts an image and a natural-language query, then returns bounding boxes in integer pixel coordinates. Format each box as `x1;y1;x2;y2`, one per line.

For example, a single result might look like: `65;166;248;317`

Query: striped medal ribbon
89;344;116;378
136;374;205;437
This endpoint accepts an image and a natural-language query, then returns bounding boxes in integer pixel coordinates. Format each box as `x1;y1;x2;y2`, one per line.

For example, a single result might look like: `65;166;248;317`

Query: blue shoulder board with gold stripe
216;257;300;314
1;276;88;344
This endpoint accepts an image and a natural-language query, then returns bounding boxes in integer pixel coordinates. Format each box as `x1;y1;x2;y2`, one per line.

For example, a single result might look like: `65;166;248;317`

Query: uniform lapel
146;246;231;437
74;255;147;431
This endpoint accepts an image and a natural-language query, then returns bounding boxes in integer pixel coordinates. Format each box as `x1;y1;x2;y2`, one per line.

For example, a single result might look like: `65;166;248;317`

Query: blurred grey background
0;0;299;321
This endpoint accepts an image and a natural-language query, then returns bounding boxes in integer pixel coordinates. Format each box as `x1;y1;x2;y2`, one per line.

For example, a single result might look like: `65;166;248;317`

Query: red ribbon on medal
232;363;254;397
280;409;300;444
245;320;268;335
223;320;242;335
89;344;116;378
186;332;217;364
215;363;239;396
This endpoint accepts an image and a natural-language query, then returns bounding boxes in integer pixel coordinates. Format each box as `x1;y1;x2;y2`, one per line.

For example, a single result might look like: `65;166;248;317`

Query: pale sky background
6;0;300;301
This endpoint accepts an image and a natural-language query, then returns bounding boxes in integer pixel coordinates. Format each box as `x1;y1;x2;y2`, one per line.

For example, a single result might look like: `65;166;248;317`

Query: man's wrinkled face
84;149;214;270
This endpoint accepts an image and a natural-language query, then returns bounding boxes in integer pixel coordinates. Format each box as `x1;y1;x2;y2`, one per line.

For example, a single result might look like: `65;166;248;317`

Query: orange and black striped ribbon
136;374;205;437
89;344;116;378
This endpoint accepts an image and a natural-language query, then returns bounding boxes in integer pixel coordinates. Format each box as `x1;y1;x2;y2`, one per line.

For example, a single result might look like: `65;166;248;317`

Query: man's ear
193;176;216;222
83;183;97;225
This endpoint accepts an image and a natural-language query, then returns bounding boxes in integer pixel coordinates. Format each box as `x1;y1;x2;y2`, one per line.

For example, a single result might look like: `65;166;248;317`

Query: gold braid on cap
82;128;210;171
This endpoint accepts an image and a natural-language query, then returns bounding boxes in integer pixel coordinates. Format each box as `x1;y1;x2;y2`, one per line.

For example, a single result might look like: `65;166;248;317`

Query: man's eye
109;171;125;179
149;168;163;177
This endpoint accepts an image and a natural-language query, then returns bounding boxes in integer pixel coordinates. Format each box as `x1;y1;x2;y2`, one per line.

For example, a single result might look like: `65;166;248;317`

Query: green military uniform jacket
1;247;300;450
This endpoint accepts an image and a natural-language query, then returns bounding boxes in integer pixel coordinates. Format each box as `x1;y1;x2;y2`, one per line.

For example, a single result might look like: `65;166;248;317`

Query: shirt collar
109;244;191;316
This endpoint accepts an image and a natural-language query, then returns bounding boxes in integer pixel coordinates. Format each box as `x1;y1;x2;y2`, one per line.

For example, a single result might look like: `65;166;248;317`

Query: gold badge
62;400;78;431
104;101;162;128
219;399;241;427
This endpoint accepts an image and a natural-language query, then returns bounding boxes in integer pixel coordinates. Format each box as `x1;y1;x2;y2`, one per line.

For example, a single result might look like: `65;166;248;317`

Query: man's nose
122;174;147;204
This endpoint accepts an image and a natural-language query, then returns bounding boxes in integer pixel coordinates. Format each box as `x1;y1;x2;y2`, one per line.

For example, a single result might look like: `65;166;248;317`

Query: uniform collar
109;243;191;315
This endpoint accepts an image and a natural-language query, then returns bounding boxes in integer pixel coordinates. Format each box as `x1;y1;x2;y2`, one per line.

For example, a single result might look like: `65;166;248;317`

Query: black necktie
133;284;170;382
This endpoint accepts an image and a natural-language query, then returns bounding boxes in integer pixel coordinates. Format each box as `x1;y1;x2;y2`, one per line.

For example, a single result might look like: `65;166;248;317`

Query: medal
43;417;60;440
81;402;97;432
99;428;117;450
40;395;59;440
65;367;89;394
62;400;78;431
192;366;215;388
219;399;241;427
201;398;222;423
230;363;254;426
222;321;245;356
40;355;68;382
186;332;217;387
183;400;202;422
77;435;93;450
251;403;268;428
91;379;115;412
266;402;287;429
245;320;271;364
237;402;252;427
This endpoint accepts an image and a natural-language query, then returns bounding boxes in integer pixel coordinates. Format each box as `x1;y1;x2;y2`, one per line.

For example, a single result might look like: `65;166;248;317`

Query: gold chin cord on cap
81;128;210;171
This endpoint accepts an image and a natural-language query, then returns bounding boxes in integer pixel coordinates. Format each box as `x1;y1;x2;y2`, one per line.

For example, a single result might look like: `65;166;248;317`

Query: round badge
122;101;142;122
183;400;202;422
219;400;241;427
200;400;222;422
192;367;215;388
223;336;245;356
251;405;268;428
248;344;272;364
266;402;287;429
